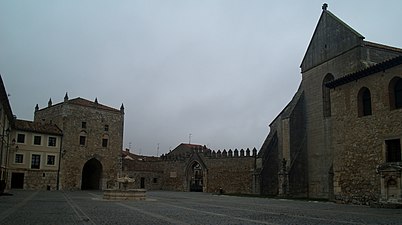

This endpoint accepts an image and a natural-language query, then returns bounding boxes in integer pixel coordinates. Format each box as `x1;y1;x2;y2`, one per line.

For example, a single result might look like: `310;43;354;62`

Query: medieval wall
205;156;255;194
331;64;402;204
123;149;257;194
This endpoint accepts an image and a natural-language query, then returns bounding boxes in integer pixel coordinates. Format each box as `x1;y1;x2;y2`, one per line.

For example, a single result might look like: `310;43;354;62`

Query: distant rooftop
14;119;62;136
36;92;123;113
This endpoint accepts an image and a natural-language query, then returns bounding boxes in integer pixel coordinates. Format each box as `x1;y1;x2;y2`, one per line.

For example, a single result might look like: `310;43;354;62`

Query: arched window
323;73;334;117
389;77;402;110
358;87;372;117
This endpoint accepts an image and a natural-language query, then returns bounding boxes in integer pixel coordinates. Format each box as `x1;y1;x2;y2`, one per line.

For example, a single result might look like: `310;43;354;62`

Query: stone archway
187;161;204;192
81;158;103;190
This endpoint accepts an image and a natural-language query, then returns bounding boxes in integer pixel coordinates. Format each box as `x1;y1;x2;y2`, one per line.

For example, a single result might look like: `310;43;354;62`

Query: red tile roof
14;119;62;135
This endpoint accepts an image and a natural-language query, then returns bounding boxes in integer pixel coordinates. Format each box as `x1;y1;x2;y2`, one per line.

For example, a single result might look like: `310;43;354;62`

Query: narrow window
33;135;42;145
386;139;401;162
82;122;87;129
358;87;372;117
153;178;158;183
104;125;109;131
102;138;108;148
80;136;86;146
48;137;57;147
31;154;41;169
395;79;402;109
15;154;23;164
17;133;25;143
47;155;56;165
323;73;334;117
389;77;402;110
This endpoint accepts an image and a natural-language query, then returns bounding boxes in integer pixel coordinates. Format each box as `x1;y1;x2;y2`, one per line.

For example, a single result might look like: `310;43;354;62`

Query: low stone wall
103;189;146;200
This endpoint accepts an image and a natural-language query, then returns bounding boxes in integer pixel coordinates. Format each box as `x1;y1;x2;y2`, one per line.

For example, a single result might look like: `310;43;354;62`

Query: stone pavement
1;190;401;225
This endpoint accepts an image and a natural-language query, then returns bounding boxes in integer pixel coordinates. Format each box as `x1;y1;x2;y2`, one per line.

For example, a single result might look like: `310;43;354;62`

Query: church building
259;4;402;204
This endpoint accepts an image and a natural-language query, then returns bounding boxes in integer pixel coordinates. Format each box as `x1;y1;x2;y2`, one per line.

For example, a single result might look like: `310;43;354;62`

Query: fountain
103;175;146;200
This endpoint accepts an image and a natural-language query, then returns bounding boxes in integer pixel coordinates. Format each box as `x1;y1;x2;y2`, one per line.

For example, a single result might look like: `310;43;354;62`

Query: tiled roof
14;119;62;135
326;55;402;88
166;143;210;156
68;97;121;113
364;41;402;53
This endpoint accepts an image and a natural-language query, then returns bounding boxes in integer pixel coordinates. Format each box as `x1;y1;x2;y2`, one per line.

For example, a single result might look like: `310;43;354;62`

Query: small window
82;122;87;129
17;133;25;143
102;138;108;148
15;154;23;164
358;87;372;117
79;136;86;146
47;155;56;165
153;178;158;183
386;139;401;162
33;135;42;145
48;137;57;147
389;77;402;110
104;125;109;132
31;154;41;169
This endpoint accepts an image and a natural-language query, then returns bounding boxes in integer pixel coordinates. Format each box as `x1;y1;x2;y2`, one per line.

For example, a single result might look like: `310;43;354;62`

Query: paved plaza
0;190;401;225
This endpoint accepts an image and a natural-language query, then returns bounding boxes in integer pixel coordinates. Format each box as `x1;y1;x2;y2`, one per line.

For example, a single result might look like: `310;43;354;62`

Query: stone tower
34;94;124;190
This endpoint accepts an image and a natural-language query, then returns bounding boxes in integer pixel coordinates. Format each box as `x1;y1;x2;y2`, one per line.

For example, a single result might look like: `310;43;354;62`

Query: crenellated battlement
160;146;257;161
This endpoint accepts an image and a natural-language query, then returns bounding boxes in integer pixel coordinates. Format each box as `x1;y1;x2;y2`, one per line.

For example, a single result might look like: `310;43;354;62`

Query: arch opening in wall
389;77;402;110
187;161;204;192
323;73;334;117
358;87;372;117
81;158;103;190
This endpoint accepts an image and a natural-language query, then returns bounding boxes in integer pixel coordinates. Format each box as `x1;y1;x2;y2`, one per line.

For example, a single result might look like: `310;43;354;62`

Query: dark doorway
189;162;203;192
81;158;102;190
140;177;145;188
11;173;24;189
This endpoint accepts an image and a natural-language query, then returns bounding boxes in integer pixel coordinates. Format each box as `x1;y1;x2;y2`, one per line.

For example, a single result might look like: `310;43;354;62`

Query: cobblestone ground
1;190;402;225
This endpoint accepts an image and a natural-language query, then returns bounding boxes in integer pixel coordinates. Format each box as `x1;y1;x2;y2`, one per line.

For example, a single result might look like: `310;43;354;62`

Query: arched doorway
81;158;103;190
188;161;203;192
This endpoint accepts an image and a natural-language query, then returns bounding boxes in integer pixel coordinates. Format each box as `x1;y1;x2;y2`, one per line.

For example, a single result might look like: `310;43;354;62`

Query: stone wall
331;64;402;204
9;169;58;190
205;157;255;194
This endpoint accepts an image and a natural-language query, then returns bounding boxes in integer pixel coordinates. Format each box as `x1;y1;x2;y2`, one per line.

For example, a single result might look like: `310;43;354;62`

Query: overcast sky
1;1;401;156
